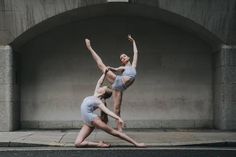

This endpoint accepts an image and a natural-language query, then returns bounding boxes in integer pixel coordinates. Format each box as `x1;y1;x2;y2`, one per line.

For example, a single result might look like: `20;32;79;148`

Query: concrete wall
0;46;19;131
214;46;236;130
18;16;213;129
0;0;235;130
0;0;235;45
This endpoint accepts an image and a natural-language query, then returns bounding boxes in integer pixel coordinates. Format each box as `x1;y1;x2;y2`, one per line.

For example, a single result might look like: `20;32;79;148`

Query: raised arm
94;72;106;95
128;35;138;68
98;103;124;126
85;38;95;53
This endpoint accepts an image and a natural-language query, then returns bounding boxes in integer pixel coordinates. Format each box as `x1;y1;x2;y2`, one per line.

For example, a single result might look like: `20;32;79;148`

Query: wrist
104;68;109;74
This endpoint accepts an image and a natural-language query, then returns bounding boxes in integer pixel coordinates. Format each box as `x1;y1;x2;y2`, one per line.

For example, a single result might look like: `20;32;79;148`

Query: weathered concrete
214;45;236;130
0;45;19;131
0;130;236;147
0;0;235;46
0;0;235;130
17;16;213;129
1;147;236;157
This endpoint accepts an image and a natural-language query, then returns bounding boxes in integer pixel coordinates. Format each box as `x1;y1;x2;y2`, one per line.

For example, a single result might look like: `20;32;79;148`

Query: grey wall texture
0;0;235;130
0;46;19;131
214;46;236;130
19;16;213;129
0;0;235;45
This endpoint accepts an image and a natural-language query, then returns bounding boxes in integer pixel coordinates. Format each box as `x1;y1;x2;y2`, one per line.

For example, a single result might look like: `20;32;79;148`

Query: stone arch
10;3;222;51
9;3;222;129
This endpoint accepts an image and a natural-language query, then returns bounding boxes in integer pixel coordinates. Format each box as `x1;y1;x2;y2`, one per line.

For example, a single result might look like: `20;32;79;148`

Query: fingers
85;38;91;48
119;118;125;128
104;68;109;74
128;34;132;40
128;34;134;42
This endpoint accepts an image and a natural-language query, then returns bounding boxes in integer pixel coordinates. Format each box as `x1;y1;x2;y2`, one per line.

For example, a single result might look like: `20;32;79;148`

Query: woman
85;35;138;132
74;72;145;147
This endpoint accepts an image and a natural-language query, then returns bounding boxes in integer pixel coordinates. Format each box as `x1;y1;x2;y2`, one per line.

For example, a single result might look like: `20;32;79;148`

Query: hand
104;68;109;74
106;66;112;70
128;34;135;42
118;118;125;128
85;38;91;48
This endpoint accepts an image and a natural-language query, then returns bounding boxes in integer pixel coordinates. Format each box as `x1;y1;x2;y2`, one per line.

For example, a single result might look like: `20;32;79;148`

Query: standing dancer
85;35;138;132
74;72;145;147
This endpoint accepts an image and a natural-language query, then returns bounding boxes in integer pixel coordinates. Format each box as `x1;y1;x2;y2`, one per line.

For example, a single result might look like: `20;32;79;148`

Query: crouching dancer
75;71;145;147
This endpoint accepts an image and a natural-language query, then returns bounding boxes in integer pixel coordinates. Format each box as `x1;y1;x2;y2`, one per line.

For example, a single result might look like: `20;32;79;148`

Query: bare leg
74;124;110;147
113;90;123;132
92;117;145;147
85;39;116;84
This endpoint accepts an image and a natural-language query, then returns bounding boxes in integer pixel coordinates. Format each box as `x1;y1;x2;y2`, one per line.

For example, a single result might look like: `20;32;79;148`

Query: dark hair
120;53;128;66
100;86;112;124
102;86;112;99
100;101;108;124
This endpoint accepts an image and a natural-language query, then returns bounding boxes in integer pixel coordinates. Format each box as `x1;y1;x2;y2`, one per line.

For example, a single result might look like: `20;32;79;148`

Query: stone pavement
0;129;236;147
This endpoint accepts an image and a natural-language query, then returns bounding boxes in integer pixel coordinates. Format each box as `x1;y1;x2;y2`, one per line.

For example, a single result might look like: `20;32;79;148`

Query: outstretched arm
94;72;107;95
128;35;138;68
98;103;124;126
107;66;125;72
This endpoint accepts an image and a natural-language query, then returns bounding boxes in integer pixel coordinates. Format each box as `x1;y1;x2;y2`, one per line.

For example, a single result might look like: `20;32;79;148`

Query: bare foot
98;141;111;148
135;143;146;148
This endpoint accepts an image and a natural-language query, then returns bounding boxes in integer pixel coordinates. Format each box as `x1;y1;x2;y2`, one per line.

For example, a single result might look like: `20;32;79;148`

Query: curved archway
11;3;222;51
13;3;219;129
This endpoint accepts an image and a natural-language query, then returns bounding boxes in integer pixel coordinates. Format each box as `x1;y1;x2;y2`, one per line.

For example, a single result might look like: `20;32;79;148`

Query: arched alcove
11;3;221;129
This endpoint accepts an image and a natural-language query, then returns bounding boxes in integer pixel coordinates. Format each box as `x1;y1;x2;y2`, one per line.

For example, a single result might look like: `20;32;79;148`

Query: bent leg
93;117;145;147
75;124;94;147
75;124;110;147
106;70;116;84
113;90;123;131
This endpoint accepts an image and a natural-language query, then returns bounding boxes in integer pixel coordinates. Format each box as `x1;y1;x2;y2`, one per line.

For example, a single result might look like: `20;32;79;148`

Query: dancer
74;72;145;147
85;35;138;131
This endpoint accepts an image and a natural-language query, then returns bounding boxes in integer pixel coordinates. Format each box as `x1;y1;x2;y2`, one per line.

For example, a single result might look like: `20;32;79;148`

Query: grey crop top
122;66;136;78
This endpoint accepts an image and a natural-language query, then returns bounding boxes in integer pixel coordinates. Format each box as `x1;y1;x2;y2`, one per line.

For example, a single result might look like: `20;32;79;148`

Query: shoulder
93;96;102;104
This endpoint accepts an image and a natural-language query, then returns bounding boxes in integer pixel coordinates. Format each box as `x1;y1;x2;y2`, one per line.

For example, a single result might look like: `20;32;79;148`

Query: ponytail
100;101;108;124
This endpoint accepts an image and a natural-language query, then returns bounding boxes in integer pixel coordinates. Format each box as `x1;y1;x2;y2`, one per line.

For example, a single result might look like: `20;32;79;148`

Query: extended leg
93;117;145;147
85;39;116;83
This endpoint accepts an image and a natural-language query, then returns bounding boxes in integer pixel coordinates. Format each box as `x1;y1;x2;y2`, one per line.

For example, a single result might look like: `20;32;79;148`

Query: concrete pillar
0;45;19;131
214;45;236;130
